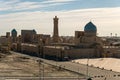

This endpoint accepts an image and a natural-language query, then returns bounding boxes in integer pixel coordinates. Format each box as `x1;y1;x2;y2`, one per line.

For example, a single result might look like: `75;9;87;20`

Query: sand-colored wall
104;47;120;58
64;49;96;59
43;47;62;58
21;44;38;54
43;46;96;59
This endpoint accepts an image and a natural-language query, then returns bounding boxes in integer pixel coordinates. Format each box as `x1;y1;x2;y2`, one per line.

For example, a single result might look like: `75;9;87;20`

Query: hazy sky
0;0;120;36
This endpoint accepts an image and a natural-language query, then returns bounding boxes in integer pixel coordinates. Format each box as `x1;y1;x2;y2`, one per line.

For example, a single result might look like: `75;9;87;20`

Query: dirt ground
0;52;85;78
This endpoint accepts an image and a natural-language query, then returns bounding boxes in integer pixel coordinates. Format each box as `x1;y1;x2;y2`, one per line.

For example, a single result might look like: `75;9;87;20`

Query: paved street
74;58;120;72
59;62;120;80
0;77;86;80
11;51;120;80
42;59;120;80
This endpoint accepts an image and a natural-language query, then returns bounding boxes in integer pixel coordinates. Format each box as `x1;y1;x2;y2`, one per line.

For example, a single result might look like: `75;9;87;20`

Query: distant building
0;32;11;53
11;29;17;42
21;29;36;43
9;16;120;59
38;34;51;45
6;32;10;38
74;22;102;47
44;21;103;59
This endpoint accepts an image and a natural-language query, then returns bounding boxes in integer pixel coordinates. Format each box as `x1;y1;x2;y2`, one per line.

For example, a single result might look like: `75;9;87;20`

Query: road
41;59;120;80
0;77;86;80
11;51;120;80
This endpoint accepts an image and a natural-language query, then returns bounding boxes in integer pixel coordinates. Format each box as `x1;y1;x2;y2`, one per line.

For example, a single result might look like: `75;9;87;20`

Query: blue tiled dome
84;22;97;32
11;29;17;33
33;29;36;34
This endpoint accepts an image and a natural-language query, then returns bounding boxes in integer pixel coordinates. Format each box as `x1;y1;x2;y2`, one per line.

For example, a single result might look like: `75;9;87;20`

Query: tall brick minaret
53;16;59;43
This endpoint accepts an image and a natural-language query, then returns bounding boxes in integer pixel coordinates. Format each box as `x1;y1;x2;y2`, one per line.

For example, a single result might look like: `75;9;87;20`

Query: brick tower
53;16;59;43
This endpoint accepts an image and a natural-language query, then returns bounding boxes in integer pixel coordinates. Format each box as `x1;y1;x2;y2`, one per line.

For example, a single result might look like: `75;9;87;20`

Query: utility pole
86;53;90;79
37;42;42;80
86;58;89;77
38;59;42;80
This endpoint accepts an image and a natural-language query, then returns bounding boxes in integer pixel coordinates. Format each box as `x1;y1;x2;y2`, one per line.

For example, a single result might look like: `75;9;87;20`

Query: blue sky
0;0;120;36
0;0;120;14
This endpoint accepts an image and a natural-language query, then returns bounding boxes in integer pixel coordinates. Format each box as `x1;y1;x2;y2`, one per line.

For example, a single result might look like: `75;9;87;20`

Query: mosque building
43;17;103;60
8;16;120;60
75;21;102;46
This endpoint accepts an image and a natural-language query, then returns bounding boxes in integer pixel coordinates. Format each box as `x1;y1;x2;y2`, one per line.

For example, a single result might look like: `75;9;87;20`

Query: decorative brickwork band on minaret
53;16;59;43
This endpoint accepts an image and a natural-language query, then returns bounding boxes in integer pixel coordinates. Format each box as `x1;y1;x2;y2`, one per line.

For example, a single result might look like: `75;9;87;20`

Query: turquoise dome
33;29;37;34
11;29;17;37
84;22;97;32
11;29;17;33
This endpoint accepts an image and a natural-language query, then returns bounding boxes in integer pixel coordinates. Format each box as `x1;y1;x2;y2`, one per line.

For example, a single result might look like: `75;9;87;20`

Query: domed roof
84;22;97;32
11;29;17;33
33;29;37;34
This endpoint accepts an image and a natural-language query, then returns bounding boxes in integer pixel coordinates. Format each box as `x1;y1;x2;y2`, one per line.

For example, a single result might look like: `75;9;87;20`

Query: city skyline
0;0;120;36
